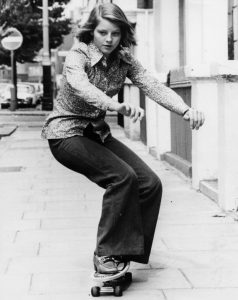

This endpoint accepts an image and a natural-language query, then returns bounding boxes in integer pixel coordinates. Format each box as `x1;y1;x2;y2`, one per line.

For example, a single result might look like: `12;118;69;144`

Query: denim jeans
48;125;162;264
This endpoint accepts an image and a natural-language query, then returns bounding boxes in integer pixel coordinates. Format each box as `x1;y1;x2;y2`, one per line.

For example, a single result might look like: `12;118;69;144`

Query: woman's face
93;18;121;57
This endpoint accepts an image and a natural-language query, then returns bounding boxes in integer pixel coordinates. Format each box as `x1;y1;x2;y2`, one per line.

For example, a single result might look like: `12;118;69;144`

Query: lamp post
10;50;17;111
42;0;53;110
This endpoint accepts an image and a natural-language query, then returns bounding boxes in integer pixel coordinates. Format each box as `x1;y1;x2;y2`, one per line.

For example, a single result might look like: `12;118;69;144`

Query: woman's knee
111;166;139;192
152;174;162;192
123;167;138;184
144;173;162;195
109;162;138;186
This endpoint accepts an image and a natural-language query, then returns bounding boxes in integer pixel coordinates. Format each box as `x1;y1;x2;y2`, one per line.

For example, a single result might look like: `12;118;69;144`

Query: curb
0;109;51;116
0;125;18;137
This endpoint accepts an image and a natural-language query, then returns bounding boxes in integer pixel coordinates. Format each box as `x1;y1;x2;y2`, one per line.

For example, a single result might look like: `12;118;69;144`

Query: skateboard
91;262;132;297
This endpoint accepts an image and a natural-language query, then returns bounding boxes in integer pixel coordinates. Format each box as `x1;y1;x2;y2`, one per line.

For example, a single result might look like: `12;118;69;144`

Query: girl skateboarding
42;3;205;275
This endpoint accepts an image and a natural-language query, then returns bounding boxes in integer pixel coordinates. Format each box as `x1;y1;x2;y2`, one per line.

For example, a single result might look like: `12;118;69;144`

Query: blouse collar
88;41;131;66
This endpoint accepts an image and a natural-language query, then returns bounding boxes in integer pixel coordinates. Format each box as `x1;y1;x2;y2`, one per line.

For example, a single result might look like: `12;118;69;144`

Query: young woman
41;3;205;274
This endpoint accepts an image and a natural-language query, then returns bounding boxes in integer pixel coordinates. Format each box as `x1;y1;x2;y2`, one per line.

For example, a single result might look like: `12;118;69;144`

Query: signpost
1;27;23;111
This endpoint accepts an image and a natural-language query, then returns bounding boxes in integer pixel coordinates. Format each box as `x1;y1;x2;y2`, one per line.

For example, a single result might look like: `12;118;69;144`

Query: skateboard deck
91;262;132;297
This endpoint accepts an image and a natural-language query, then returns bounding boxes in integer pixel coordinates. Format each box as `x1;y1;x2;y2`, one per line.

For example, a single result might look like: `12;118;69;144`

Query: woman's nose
106;34;112;42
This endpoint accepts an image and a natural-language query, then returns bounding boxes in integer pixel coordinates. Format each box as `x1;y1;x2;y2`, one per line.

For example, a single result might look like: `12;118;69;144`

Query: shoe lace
100;256;117;264
102;256;127;268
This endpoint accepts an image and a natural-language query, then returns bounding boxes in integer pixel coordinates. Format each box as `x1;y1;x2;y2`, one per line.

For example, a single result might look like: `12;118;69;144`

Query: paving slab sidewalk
1;120;238;300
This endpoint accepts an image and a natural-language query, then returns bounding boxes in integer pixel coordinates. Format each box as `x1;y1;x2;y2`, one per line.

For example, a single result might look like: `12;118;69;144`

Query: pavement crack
13;230;19;243
29;274;34;293
161;290;168;300
160;238;169;250
4;258;12;274
178;268;194;288
37;243;41;256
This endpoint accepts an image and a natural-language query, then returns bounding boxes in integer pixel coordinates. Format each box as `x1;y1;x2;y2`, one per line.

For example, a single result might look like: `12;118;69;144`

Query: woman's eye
99;31;107;35
113;32;120;36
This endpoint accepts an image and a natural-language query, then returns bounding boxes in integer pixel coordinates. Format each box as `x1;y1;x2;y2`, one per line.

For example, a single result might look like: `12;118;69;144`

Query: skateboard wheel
91;286;100;297
114;285;123;297
125;272;132;282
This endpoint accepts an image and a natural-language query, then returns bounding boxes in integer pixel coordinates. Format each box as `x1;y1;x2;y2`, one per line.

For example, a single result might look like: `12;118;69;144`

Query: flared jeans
48;126;162;264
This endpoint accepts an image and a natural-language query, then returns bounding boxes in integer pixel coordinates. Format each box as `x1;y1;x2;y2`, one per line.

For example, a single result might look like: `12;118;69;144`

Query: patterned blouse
41;41;189;142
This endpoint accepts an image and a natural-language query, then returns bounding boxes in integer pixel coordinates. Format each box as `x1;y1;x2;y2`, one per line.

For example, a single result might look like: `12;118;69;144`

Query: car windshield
18;85;34;93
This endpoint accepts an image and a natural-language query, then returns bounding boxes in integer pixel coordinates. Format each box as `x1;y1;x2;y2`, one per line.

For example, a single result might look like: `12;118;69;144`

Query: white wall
183;0;229;192
153;0;180;73
134;10;158;150
135;10;154;70
185;0;228;65
217;76;238;210
113;0;137;10
191;78;219;189
66;0;137;14
151;0;180;157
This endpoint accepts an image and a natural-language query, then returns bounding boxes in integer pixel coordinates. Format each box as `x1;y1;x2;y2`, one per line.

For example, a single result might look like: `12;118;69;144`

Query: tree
0;22;7;39
0;0;71;66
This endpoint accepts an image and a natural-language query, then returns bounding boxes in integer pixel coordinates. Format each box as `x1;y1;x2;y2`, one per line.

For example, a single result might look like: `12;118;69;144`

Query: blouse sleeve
64;49;112;111
126;52;189;115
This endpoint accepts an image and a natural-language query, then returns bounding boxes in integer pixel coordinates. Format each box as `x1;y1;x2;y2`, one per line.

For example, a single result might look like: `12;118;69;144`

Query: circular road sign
1;27;23;51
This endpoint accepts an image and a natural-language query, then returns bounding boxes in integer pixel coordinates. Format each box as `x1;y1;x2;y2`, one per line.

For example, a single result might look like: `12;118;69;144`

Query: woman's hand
109;102;144;123
183;108;205;130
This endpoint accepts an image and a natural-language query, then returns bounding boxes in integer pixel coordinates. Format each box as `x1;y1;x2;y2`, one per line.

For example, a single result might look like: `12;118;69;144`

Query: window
137;0;153;9
228;0;238;59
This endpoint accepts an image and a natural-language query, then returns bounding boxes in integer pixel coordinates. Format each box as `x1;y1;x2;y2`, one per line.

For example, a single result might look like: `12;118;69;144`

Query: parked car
17;83;38;106
0;83;11;108
21;82;43;105
0;82;42;108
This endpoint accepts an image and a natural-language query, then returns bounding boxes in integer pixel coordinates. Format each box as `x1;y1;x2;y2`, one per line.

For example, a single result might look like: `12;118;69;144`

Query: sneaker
112;255;129;271
93;254;119;274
